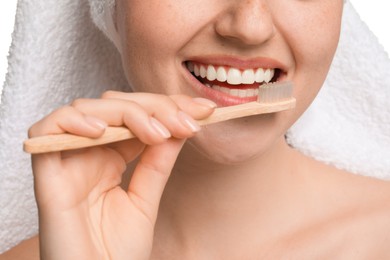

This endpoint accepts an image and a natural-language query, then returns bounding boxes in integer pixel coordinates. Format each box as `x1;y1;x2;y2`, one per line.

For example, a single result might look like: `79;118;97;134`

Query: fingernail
150;117;171;138
84;116;107;130
178;111;201;132
193;98;217;109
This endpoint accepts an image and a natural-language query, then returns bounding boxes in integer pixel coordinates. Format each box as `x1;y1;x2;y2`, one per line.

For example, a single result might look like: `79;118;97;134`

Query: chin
183;122;283;165
186;142;266;165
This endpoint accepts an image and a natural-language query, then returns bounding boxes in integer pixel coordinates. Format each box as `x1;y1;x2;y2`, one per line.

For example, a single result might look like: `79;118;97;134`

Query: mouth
184;59;286;106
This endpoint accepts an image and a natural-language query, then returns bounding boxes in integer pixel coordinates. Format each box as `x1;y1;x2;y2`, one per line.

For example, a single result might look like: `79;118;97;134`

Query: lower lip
181;65;259;107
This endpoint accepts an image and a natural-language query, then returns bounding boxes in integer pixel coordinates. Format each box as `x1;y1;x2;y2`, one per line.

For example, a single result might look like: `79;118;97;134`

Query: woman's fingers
29;93;216;145
70;98;190;142
71;94;216;140
101;91;217;120
28;106;107;138
72;98;176;144
127;138;185;223
169;95;217;119
100;92;217;129
29;100;171;146
27;93;217;173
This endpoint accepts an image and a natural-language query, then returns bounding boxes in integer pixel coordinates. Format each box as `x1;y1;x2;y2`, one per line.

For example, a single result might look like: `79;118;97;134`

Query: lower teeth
205;83;259;98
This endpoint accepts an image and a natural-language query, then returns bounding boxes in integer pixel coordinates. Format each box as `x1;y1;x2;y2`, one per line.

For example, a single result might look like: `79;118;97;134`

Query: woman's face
116;0;343;164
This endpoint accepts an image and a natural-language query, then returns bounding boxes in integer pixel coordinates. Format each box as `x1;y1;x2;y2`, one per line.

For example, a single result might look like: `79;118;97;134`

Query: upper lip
185;55;287;71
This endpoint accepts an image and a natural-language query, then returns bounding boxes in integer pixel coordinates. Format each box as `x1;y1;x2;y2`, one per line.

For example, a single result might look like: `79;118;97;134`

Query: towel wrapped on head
0;0;389;253
89;0;121;52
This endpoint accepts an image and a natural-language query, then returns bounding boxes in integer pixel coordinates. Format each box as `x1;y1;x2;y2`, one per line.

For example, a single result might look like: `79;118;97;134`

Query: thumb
126;138;185;223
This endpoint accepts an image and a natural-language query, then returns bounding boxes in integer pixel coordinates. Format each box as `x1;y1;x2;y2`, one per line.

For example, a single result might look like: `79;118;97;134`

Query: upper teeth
188;62;275;85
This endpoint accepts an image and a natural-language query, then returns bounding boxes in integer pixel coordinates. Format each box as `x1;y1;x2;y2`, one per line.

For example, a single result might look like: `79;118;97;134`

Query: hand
28;92;216;260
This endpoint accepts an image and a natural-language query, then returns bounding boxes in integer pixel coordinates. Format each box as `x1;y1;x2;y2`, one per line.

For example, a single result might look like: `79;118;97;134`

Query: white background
1;0;390;98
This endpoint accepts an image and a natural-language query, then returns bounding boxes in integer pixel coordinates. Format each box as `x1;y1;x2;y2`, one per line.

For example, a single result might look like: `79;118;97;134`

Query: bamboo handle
23;98;295;154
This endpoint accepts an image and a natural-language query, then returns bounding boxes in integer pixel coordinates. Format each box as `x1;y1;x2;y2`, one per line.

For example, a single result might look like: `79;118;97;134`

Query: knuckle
169;94;187;101
159;95;180;110
122;99;140;115
55;105;76;117
27;125;37;138
168;94;191;109
101;90;119;99
70;98;89;108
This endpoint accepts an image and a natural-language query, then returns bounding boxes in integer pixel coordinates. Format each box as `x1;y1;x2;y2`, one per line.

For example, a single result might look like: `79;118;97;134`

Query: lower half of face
116;0;344;164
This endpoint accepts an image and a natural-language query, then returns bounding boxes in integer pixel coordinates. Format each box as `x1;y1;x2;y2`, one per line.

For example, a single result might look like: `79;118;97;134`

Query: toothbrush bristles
257;81;293;103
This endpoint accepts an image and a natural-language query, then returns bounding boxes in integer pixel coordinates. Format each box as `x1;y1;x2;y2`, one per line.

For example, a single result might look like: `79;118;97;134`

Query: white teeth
200;65;207;78
238;89;247;98
194;64;200;76
230;88;239;96
241;69;255;84
191;63;263;98
206;65;217;81
216;67;227;82
210;84;259;98
255;68;265;83
264;69;274;83
187;62;276;84
227;68;242;85
247;88;255;97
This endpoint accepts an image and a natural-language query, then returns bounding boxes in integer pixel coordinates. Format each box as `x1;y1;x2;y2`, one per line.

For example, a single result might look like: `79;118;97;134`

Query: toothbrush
24;81;295;154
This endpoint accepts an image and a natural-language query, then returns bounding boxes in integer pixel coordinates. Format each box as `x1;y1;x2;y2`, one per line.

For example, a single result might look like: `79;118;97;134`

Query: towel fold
0;0;389;253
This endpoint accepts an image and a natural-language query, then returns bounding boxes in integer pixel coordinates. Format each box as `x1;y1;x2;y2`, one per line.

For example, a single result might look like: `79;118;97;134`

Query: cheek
287;12;341;74
118;1;201;60
116;0;205;92
275;2;343;108
282;2;343;61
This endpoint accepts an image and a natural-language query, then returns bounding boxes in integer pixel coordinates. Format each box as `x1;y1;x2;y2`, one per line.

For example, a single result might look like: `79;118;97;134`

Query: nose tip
215;1;275;46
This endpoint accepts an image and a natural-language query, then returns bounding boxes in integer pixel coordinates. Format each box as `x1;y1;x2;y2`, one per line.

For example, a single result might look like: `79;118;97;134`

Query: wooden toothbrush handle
24;126;136;154
23;98;295;154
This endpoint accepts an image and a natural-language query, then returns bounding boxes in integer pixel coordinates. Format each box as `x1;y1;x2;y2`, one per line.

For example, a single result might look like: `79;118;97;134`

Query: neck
156;137;309;254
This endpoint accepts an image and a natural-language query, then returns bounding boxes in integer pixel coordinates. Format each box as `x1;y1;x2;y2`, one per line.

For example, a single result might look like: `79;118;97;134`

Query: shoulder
328;168;390;256
352;192;390;256
334;198;390;258
289;157;390;258
0;236;39;260
327;175;390;257
284;194;390;259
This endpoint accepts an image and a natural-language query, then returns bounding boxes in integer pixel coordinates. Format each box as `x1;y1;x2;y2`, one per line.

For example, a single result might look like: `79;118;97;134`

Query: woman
2;0;390;258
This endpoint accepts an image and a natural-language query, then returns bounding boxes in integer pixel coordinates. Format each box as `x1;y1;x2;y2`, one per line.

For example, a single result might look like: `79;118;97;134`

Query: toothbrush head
257;81;294;103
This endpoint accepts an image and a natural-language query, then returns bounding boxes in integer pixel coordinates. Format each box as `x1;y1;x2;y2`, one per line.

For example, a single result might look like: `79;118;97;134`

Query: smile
185;61;281;99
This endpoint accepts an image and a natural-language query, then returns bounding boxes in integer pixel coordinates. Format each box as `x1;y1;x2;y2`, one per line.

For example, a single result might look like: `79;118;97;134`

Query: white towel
0;0;389;253
287;4;390;179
